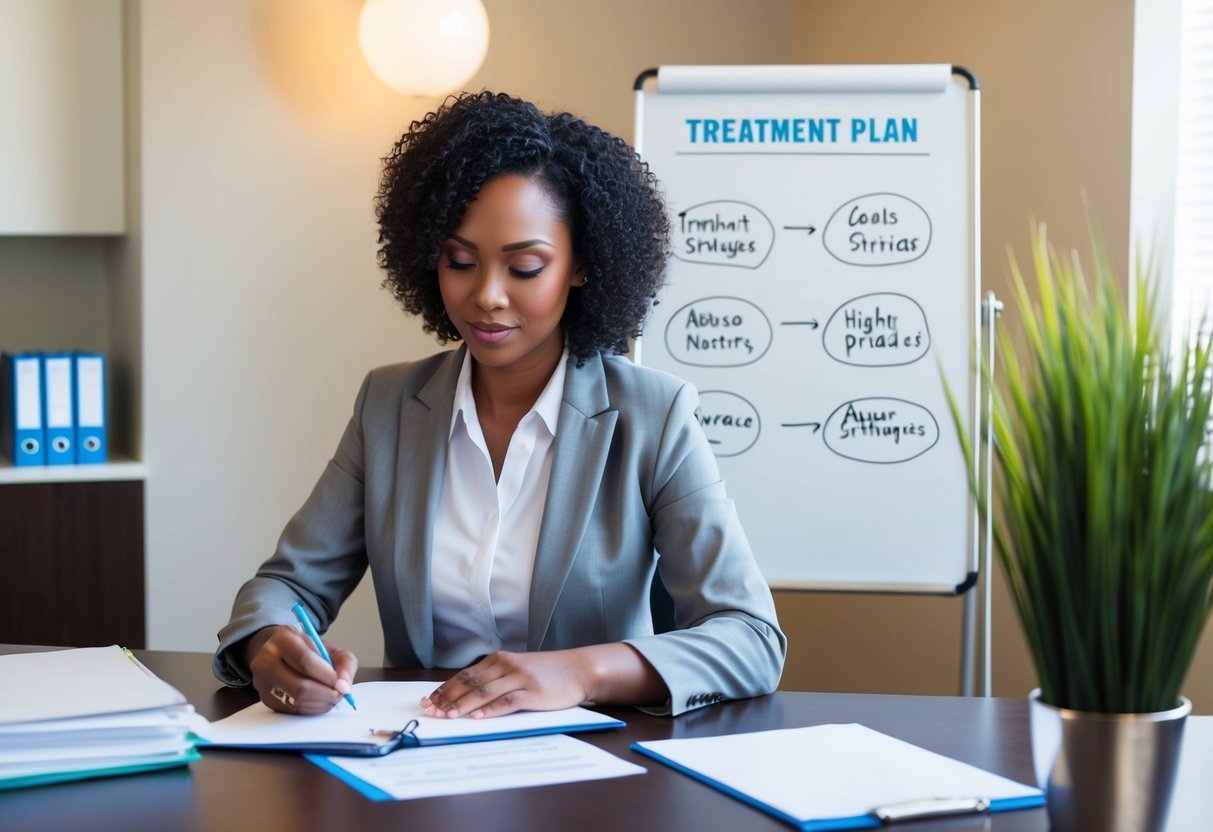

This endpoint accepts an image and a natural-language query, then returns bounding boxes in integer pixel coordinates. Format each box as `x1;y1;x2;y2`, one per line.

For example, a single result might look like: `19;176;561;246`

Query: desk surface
0;649;1048;832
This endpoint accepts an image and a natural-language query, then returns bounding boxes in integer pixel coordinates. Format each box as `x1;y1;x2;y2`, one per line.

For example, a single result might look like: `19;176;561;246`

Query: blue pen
292;602;357;711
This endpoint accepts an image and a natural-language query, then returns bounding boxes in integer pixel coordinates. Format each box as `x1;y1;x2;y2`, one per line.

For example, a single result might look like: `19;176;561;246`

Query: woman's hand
244;625;358;715
420;644;665;719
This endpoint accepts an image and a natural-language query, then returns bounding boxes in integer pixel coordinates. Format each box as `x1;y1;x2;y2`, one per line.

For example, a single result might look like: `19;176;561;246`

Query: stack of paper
0;646;201;790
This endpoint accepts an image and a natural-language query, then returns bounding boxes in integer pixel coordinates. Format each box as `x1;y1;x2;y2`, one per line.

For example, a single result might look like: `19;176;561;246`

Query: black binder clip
367;719;420;753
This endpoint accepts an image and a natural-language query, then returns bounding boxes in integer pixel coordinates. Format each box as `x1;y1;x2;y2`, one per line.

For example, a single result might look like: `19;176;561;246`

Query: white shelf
0;460;148;484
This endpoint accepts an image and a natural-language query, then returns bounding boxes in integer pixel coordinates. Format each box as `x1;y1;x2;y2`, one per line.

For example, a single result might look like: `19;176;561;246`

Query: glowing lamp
358;0;490;96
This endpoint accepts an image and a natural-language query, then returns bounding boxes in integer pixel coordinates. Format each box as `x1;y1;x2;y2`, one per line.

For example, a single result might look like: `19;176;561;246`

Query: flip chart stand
960;293;1002;697
634;65;990;695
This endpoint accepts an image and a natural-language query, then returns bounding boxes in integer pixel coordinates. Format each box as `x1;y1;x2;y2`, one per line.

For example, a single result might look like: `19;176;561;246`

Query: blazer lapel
391;346;464;667
528;353;618;649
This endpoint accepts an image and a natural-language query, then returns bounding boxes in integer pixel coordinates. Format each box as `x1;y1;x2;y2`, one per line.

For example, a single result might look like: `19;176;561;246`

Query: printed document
312;733;644;800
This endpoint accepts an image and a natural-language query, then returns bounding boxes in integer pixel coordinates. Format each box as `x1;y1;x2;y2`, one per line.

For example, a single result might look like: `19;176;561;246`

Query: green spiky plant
948;223;1213;713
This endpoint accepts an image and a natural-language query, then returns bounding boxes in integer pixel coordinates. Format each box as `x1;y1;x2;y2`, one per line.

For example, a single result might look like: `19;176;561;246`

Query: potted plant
948;222;1213;831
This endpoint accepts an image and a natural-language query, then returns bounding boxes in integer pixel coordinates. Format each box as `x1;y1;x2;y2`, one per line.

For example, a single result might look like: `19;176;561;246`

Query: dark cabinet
0;480;144;647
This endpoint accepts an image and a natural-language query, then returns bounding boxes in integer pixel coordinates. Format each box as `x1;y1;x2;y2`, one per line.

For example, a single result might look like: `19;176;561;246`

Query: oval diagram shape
822;193;932;267
822;293;931;367
674;200;775;269
695;390;760;457
823;397;939;464
665;296;773;367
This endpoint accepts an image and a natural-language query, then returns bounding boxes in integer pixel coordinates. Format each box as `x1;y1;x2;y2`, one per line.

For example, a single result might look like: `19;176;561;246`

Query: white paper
0;706;198;742
14;358;41;429
635;723;1042;825
0;748;196;781
0;646;188;724
657;64;952;94
318;733;644;800
43;356;73;428
196;681;623;749
0;734;192;768
76;355;104;426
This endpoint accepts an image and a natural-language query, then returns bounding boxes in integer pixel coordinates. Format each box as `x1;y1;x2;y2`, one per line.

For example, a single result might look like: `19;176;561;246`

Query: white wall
140;0;425;659
139;0;797;661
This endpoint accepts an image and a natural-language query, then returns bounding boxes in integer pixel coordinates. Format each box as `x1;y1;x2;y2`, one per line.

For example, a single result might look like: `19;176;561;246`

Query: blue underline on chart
675;151;931;157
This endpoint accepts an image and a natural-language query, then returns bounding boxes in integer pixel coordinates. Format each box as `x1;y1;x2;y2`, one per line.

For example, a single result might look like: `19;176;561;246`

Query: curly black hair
374;91;671;362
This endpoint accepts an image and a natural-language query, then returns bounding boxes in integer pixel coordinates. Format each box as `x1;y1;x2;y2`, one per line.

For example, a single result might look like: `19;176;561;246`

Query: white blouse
429;349;567;668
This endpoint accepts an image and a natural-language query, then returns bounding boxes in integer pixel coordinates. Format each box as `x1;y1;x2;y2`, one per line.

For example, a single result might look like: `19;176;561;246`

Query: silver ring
270;686;297;708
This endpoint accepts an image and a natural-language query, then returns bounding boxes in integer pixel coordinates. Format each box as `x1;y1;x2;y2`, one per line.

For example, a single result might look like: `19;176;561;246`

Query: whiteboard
635;65;980;592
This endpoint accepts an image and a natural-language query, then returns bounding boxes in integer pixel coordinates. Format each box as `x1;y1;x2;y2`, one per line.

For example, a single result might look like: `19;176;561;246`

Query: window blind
1173;0;1213;333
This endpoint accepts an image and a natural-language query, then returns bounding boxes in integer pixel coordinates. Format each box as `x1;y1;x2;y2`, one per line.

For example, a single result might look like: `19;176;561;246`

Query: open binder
196;681;624;757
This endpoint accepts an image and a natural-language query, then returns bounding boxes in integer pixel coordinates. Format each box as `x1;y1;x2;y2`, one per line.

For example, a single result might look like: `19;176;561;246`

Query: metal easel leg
960;580;976;696
980;292;1003;696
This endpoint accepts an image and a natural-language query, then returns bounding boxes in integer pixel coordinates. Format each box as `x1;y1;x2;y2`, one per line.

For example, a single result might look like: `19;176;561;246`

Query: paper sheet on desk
310;733;645;800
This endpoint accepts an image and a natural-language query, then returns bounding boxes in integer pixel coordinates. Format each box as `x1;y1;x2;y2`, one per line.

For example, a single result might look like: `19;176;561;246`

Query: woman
214;91;785;718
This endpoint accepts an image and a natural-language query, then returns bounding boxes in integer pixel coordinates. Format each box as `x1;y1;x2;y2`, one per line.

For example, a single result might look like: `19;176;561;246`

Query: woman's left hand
420;649;592;719
420;643;666;719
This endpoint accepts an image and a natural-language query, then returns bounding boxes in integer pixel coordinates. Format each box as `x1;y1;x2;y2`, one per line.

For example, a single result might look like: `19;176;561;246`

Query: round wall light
358;0;490;96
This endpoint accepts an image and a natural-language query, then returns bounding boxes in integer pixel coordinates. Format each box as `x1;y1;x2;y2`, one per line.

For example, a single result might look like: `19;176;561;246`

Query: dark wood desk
0;650;1048;832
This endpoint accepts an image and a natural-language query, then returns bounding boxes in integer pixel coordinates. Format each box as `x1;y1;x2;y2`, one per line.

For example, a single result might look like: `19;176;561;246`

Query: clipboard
631;723;1043;831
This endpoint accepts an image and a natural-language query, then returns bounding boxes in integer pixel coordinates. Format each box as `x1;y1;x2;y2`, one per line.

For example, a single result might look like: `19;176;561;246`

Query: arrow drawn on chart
781;422;821;433
782;224;817;235
780;319;819;329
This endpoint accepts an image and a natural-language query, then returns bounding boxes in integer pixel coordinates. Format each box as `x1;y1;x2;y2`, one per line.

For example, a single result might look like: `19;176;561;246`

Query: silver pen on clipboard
873;796;990;823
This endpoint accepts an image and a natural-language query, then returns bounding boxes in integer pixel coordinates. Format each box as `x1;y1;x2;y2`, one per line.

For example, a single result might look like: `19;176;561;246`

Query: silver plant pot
1029;689;1190;832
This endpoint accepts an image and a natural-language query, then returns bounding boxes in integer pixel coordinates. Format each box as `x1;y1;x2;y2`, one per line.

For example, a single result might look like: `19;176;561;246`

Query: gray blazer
214;348;786;715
